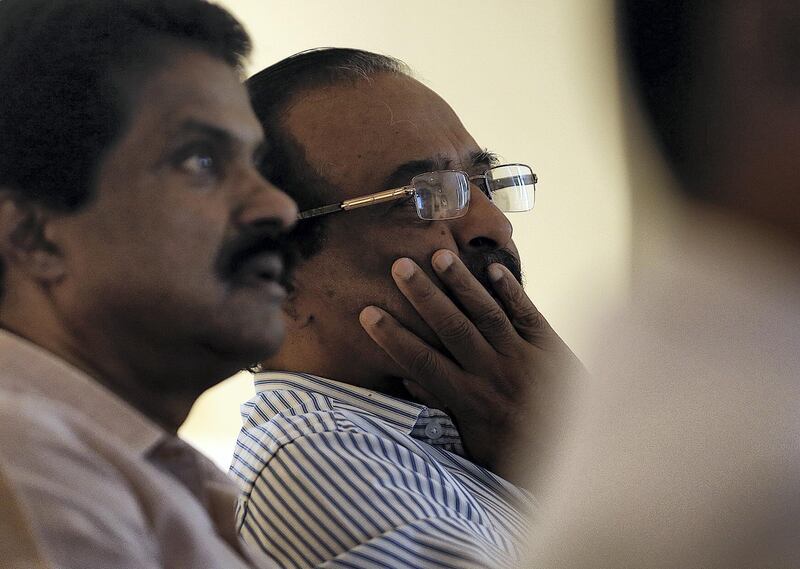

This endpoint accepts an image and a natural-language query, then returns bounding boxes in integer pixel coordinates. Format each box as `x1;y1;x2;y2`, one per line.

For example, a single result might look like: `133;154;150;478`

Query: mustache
214;222;298;288
461;248;523;292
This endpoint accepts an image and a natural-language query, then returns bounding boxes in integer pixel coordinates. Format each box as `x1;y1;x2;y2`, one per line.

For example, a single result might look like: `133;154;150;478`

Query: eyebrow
382;157;445;189
172;119;266;159
470;149;501;170
382;149;501;190
174;119;235;143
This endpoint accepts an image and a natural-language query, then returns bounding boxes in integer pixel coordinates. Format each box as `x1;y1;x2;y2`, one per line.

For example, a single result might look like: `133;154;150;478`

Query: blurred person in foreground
231;48;583;569
521;1;800;567
0;1;297;567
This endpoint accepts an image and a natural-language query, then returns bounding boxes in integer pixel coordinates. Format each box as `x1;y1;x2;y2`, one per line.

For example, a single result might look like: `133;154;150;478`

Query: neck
262;336;412;399
61;344;210;433
0;298;207;434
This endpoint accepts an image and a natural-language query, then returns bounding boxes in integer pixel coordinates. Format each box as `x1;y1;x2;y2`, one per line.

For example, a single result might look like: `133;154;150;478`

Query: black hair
617;1;717;199
0;0;250;210
247;48;410;259
0;0;250;296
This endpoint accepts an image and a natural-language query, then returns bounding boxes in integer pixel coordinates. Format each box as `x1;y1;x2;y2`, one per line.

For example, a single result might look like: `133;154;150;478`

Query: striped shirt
230;371;533;569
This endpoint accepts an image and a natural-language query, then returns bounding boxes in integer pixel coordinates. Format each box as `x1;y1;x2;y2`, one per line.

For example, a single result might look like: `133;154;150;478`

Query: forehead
282;73;481;200
118;49;262;151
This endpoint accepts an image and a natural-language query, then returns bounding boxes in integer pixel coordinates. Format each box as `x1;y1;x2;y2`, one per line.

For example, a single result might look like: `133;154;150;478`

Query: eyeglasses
297;163;537;220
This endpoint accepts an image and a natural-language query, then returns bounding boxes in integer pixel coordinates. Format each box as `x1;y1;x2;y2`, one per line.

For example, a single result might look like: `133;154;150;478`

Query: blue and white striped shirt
230;371;533;569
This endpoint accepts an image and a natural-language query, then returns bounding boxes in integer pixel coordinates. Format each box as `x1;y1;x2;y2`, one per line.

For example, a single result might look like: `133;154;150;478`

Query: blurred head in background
619;0;800;242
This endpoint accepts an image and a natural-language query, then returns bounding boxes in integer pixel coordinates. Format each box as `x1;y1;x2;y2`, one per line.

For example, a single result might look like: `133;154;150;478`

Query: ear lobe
0;195;65;283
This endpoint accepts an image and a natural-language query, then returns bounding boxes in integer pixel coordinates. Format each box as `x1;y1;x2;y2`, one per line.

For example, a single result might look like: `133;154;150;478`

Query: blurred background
180;0;633;467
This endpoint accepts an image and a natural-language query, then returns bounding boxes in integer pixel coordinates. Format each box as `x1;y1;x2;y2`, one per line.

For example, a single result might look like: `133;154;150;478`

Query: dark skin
360;250;584;485
262;74;520;394
0;49;296;433
261;73;582;482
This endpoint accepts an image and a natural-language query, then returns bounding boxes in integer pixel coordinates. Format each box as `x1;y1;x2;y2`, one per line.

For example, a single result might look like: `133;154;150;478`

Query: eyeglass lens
485;164;536;212
410;170;471;220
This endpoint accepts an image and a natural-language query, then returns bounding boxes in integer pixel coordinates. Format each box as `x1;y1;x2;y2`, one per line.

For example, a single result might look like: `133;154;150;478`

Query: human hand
359;249;584;483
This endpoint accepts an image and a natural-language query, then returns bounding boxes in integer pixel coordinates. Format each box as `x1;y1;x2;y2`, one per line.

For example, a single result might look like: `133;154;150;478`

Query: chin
199;319;287;373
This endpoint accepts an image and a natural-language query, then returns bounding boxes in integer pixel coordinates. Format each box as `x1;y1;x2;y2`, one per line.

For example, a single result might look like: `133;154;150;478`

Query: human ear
0;193;65;284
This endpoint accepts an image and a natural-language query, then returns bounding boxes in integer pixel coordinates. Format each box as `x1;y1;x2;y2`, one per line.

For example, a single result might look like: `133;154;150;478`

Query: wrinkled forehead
282;73;482;200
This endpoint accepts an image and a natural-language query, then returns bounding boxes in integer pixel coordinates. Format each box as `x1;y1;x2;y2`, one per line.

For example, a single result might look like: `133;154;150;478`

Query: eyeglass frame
297;162;538;220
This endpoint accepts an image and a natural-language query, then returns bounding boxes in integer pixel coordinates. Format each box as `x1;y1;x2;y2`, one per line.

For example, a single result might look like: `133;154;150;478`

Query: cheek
69;208;229;311
310;220;458;312
100;169;230;253
344;219;456;262
131;196;229;268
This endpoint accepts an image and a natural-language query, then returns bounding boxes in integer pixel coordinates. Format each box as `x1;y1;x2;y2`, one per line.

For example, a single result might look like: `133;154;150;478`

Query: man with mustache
0;0;296;567
231;48;580;568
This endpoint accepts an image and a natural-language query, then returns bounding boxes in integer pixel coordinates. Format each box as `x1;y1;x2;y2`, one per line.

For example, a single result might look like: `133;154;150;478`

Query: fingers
359;306;461;404
487;262;554;344
391;257;493;369
430;250;522;354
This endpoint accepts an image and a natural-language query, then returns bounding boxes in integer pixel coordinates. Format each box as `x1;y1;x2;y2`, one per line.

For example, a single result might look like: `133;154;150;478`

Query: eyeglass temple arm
298;187;413;220
297;203;344;220
471;173;538;192
343;187;413;210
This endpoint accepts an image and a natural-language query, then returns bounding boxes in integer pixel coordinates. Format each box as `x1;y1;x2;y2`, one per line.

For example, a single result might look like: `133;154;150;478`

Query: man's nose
450;186;513;252
236;172;298;232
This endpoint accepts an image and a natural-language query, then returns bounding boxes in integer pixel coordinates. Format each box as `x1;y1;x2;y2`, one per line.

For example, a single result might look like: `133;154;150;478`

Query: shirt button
425;419;443;440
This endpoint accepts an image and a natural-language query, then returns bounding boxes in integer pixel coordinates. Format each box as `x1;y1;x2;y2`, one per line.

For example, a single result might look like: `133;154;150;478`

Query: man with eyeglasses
230;48;581;569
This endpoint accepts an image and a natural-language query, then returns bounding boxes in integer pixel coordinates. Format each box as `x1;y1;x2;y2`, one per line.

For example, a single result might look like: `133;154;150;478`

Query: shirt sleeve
236;420;516;569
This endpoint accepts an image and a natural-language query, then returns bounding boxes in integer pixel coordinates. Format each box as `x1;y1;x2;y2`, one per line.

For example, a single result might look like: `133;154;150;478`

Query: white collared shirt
0;330;275;569
231;371;533;569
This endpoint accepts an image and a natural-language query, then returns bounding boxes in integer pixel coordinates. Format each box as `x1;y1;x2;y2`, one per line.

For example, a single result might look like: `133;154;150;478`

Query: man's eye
181;153;216;175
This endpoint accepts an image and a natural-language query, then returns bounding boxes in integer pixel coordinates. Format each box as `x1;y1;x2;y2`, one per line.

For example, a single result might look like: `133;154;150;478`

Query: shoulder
0;390;117;468
0;390;151;508
231;389;473;510
0;391;158;565
232;388;419;489
234;388;344;461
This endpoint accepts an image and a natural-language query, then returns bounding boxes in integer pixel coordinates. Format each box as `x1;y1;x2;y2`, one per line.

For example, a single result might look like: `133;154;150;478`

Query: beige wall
180;0;631;467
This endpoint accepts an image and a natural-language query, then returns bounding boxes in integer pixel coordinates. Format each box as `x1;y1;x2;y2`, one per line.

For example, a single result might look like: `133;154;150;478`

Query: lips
238;253;283;281
233;252;287;299
215;222;296;297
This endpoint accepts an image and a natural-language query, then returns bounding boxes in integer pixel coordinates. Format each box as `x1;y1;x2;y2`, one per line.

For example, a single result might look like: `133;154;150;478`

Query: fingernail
393;258;415;280
360;306;383;326
432;250;454;272
488;264;504;282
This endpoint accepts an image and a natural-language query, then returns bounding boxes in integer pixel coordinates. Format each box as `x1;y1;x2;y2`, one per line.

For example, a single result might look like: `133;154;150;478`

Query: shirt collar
253;370;440;435
0;330;165;456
